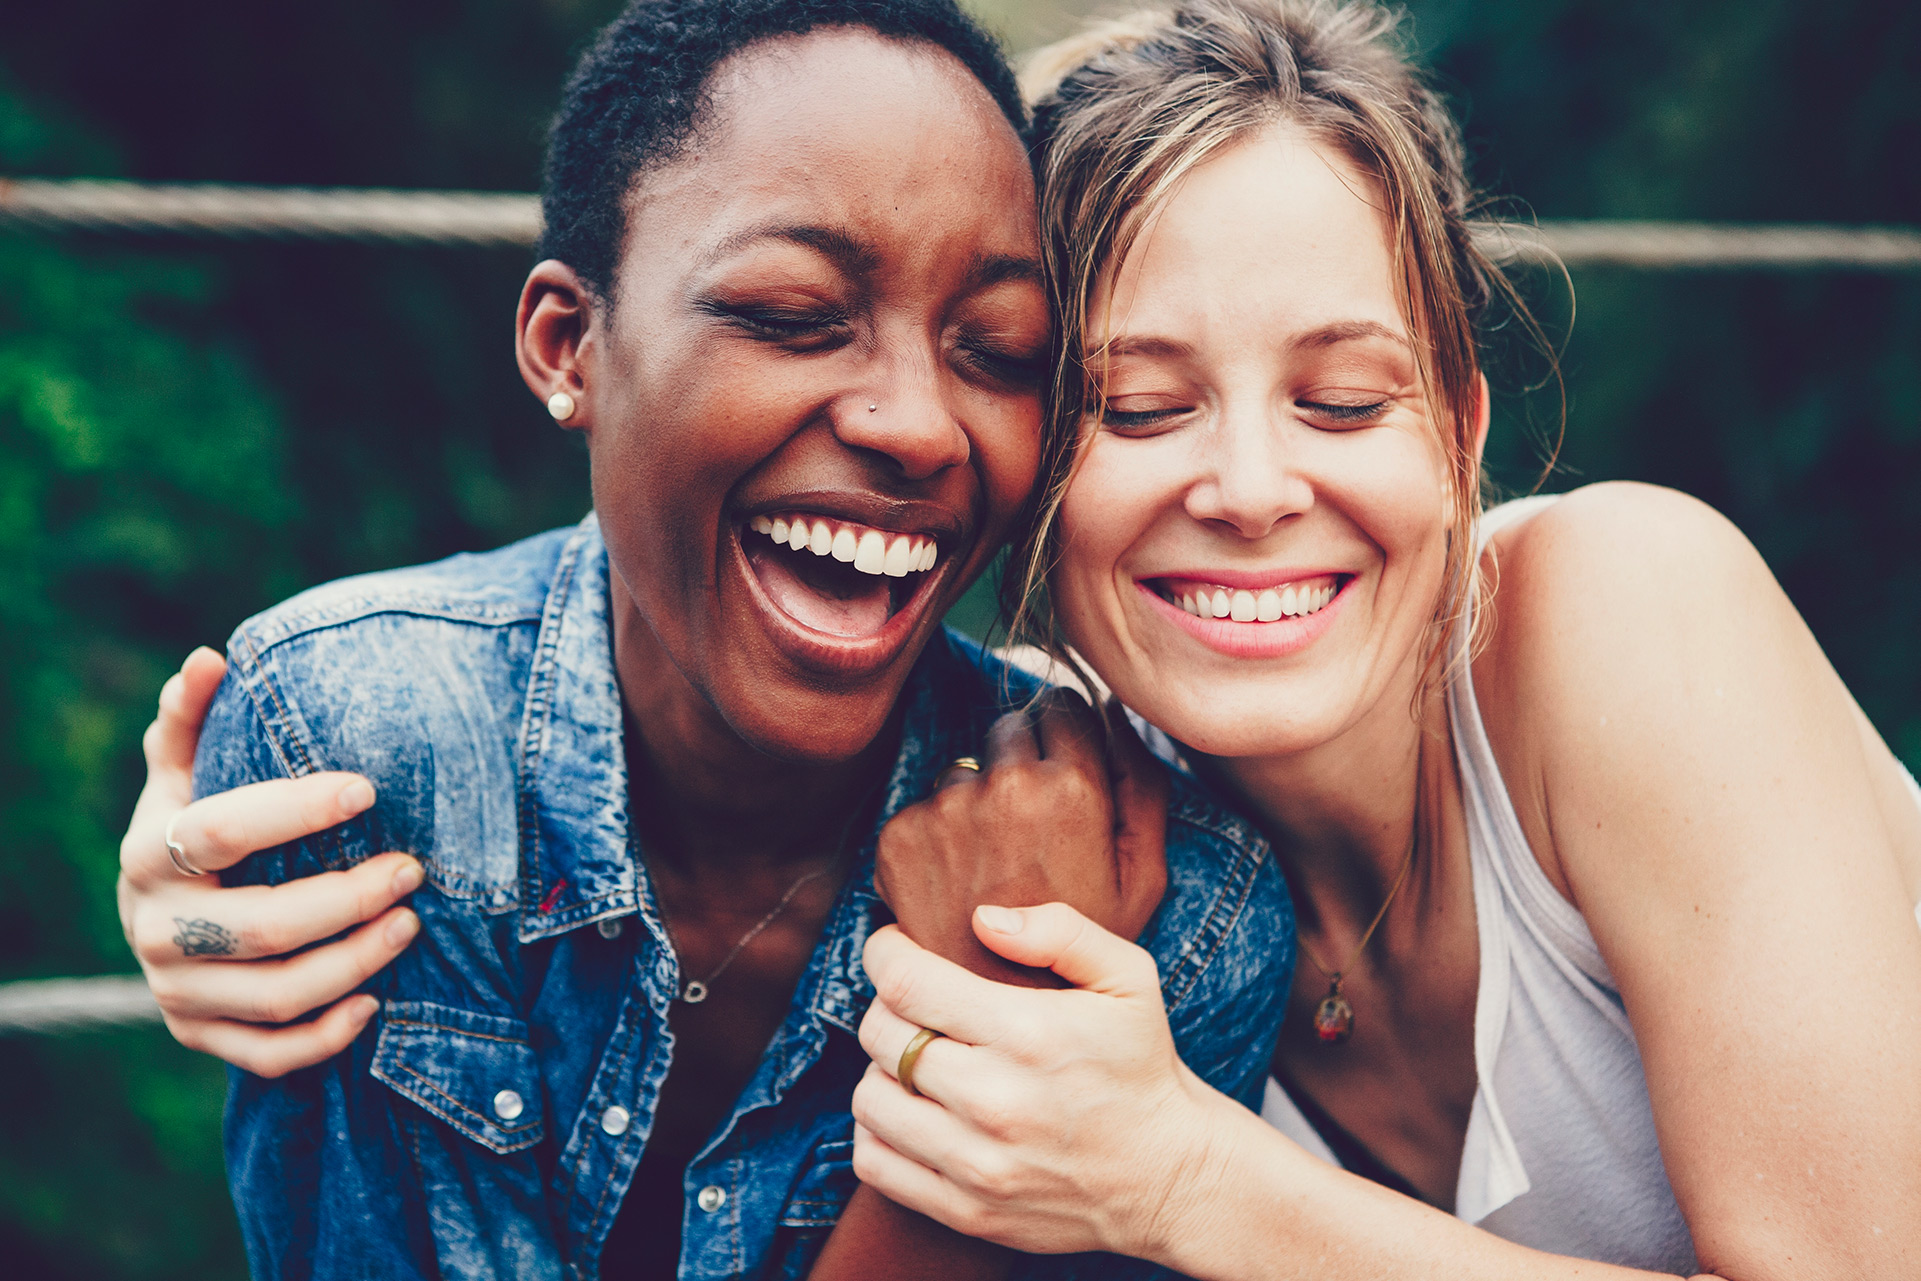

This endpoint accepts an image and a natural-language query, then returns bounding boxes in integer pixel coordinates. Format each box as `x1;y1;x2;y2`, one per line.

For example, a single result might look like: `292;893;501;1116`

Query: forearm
1150;1081;1706;1281
804;908;1048;1281
809;1186;1009;1280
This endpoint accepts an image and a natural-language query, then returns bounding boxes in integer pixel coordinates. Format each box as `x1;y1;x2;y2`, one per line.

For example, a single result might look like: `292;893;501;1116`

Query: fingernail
351;994;381;1021
386;911;419;948
391;858;424;896
977;905;1024;934
338;779;375;813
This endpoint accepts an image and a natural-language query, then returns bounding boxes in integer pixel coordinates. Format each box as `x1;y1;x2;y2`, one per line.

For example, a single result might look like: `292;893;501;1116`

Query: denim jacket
196;515;1295;1281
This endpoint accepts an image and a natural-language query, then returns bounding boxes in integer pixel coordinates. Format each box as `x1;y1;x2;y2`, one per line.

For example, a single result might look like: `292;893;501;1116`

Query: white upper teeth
749;514;940;579
1177;579;1338;621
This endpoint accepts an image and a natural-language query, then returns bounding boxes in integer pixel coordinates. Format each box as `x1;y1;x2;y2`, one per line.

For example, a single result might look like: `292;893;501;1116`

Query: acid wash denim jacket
195;514;1296;1281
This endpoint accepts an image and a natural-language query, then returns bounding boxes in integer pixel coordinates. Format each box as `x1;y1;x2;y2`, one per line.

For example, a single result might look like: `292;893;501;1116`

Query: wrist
1119;1067;1256;1269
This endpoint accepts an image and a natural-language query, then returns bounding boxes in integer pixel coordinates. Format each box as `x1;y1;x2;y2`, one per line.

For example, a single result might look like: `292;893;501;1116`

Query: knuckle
145;970;185;1013
248;988;296;1026
195;810;248;858
132;923;175;969
162;1013;205;1051
957;1148;1016;1201
970;1095;1022;1144
236;919;283;959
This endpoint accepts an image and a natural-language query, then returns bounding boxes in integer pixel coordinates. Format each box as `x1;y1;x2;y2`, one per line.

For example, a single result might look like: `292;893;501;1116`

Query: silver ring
164;813;207;878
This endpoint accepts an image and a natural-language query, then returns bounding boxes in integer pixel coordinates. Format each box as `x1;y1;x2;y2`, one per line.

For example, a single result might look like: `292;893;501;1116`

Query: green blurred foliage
0;0;1912;1276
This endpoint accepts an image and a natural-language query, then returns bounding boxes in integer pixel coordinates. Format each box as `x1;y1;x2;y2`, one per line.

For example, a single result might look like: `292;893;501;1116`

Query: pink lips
1137;574;1351;659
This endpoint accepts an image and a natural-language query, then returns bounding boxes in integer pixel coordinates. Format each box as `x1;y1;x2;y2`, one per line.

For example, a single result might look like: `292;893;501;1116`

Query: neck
1202;663;1451;944
611;581;898;883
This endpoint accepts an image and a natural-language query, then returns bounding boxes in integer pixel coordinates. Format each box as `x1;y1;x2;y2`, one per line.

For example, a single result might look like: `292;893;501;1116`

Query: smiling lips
1153;574;1342;623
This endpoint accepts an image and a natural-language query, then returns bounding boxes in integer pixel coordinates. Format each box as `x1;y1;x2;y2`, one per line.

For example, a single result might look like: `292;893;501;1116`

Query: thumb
971;902;1160;998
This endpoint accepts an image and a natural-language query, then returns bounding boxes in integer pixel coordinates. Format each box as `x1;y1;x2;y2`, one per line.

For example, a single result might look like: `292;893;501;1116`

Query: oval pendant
682;980;709;1004
1313;991;1354;1044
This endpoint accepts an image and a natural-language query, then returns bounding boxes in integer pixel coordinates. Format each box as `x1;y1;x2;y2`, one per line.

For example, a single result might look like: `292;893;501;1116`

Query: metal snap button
696;1185;726;1213
597;917;624;939
600;1105;631;1136
492;1089;525;1122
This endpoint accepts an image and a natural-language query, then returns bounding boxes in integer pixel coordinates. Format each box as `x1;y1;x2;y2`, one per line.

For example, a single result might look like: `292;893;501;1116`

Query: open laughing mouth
741;512;945;640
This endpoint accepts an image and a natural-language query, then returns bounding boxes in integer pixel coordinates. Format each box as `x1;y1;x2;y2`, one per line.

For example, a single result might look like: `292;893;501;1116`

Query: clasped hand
854;697;1237;1259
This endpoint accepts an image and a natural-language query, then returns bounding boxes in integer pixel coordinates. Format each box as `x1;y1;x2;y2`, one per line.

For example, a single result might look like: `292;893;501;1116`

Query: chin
1121;672;1342;763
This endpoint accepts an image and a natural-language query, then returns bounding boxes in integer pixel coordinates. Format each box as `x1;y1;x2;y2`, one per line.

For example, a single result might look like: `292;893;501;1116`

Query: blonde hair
1001;0;1555;692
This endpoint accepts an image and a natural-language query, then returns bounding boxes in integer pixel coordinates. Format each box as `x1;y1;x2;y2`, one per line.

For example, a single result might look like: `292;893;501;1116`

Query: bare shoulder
1470;482;1832;897
1476;482;1788;723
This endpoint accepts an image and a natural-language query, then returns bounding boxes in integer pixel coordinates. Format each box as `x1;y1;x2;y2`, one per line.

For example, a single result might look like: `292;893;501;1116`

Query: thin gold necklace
1297;829;1417;1045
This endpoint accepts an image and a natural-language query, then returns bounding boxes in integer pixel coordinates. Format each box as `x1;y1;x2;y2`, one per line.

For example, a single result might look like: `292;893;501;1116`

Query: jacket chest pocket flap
779;1139;856;1229
372;1000;544;1154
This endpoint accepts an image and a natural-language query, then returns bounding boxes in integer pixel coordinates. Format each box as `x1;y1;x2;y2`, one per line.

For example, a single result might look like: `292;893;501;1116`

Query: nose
1183;402;1312;538
831;343;970;482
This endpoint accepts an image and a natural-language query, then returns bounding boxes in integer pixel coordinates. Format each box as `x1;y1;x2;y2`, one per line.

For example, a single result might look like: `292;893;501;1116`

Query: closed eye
1099;403;1194;435
1298;399;1390;427
701;300;851;348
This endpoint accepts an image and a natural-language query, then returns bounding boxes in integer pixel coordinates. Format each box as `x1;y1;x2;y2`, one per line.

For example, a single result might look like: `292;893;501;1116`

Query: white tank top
1258;494;1921;1271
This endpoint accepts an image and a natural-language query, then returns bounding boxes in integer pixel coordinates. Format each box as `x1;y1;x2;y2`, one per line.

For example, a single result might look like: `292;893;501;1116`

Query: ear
1471;372;1492;465
515;260;600;430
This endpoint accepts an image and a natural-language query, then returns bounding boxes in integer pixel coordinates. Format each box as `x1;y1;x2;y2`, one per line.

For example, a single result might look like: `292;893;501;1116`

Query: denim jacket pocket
778;1138;856;1229
371;1001;545;1154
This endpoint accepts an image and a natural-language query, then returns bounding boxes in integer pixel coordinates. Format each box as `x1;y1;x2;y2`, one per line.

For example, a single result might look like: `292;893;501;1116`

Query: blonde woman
850;1;1921;1276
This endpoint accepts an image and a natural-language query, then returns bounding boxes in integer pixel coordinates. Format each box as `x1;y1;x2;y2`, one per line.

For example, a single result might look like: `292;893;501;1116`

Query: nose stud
867;404;878;413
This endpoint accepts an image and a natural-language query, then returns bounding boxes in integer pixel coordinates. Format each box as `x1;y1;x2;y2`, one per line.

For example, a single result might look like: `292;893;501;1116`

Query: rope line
0;178;538;246
0;975;162;1034
3;177;1919;268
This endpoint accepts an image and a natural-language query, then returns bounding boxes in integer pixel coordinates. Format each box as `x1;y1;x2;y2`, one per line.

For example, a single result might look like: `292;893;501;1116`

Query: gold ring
897;1026;942;1097
163;813;207;878
933;756;982;790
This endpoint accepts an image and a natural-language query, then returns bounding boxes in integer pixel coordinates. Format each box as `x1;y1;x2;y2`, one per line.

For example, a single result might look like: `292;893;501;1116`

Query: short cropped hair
538;0;1026;303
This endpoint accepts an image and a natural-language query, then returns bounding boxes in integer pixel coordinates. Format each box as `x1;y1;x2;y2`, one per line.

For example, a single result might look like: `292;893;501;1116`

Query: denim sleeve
195;676;442;1280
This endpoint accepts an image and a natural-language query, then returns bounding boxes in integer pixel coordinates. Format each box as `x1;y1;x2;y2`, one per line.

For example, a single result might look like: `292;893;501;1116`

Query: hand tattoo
173;917;238;957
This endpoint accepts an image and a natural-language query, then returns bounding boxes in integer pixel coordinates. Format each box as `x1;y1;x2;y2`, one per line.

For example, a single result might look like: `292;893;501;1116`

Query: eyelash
1102;399;1392;433
1301;399;1390;425
709;302;849;344
1101;406;1185;433
958;342;1048;388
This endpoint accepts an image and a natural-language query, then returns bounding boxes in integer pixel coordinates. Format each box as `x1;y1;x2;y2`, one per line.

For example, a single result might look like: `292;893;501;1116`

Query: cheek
971;390;1045;532
1052;436;1174;633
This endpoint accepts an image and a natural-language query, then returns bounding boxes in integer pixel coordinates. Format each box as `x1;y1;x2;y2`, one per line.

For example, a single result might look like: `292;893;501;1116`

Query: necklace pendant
682;980;709;1004
1313;980;1353;1044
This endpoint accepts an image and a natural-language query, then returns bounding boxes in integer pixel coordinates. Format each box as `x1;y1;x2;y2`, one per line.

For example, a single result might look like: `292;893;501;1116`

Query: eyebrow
704;223;882;276
702;226;1043;296
1094;320;1411;361
968;252;1044;290
1291;319;1412;351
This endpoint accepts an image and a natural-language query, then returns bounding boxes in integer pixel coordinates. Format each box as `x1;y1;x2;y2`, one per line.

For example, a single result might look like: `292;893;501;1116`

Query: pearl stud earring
547;391;576;421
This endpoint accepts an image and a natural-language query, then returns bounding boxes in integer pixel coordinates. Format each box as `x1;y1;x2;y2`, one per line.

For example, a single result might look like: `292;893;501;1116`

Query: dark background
0;0;1914;1274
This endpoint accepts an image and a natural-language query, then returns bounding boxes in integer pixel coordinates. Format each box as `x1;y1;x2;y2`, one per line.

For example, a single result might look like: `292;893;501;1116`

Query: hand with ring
872;689;1170;989
853;902;1234;1258
117;648;426;1077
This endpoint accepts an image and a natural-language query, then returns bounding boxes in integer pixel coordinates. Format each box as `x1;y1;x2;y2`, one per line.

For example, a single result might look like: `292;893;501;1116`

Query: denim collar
514;515;1027;1026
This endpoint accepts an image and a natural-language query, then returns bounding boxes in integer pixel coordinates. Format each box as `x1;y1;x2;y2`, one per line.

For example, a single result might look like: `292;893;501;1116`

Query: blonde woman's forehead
1090;123;1408;353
